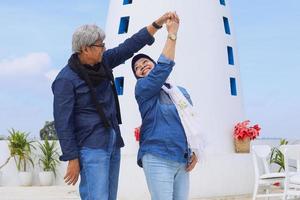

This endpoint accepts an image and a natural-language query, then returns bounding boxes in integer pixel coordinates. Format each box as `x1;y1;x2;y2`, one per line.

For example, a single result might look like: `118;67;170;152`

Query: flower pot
18;171;33;186
234;138;250;153
39;171;54;186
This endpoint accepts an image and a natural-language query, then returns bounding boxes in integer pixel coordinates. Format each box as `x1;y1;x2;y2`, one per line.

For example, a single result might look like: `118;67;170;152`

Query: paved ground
0;186;78;200
0;186;79;200
0;186;289;200
0;186;254;200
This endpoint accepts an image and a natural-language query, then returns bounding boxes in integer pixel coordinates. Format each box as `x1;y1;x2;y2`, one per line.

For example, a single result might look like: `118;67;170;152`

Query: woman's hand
155;12;177;27
186;153;198;172
147;11;178;36
166;12;180;34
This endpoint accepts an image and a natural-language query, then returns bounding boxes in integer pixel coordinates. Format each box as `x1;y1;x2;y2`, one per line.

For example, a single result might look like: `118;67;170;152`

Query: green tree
40;121;58;140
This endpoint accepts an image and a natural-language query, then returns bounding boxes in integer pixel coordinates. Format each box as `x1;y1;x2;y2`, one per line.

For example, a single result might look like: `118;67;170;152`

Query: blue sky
0;0;299;139
0;0;109;138
231;0;300;139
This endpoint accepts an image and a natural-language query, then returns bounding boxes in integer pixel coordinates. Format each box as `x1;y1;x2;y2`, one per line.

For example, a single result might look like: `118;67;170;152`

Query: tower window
230;77;237;96
220;0;226;6
115;77;124;95
118;16;130;34
123;0;132;5
227;46;234;65
223;17;231;35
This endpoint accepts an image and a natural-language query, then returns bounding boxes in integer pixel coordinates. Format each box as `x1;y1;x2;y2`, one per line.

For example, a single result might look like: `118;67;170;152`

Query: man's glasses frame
90;43;105;48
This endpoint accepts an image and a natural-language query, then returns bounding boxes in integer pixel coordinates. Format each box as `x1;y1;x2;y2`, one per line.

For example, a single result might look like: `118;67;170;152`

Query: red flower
233;120;261;140
273;182;280;187
253;124;261;131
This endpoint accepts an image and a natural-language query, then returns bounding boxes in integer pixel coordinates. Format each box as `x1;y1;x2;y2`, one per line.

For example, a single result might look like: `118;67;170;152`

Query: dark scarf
68;53;122;128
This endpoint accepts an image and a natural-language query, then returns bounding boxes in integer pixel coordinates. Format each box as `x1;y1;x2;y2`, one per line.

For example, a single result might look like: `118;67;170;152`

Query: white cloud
45;69;59;82
0;52;51;76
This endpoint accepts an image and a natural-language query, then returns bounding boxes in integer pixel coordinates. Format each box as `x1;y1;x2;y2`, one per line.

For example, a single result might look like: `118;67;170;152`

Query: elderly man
52;12;175;200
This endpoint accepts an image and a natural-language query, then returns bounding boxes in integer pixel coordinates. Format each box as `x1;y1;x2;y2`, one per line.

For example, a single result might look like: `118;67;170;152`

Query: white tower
105;0;248;199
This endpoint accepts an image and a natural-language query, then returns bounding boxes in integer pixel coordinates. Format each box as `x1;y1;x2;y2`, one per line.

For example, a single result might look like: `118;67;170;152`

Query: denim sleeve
103;27;155;69
52;78;78;161
135;55;175;100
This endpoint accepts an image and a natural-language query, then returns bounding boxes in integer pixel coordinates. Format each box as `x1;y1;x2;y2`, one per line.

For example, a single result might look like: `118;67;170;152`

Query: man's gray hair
72;24;106;53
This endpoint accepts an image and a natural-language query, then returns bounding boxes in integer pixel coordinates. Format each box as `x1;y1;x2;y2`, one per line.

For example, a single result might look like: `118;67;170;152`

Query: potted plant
7;129;35;186
38;138;60;186
270;139;288;172
233;120;261;153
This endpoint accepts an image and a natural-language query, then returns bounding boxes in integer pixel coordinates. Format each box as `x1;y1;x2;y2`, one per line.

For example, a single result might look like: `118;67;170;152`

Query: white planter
39;171;54;186
18;171;33;186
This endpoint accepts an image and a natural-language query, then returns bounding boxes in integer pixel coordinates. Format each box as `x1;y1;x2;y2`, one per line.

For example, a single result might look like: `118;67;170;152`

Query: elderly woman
52;12;177;200
131;14;200;200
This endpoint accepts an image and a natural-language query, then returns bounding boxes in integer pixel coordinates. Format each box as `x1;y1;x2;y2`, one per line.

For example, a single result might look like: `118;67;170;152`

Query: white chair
252;145;285;200
282;145;300;199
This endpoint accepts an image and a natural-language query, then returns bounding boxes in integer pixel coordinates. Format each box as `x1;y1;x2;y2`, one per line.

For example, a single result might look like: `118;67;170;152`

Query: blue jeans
79;129;120;200
142;154;189;200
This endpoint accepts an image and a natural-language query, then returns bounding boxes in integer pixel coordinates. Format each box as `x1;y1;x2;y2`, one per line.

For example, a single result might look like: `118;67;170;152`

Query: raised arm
162;12;179;60
103;12;177;69
135;14;180;100
103;27;154;68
